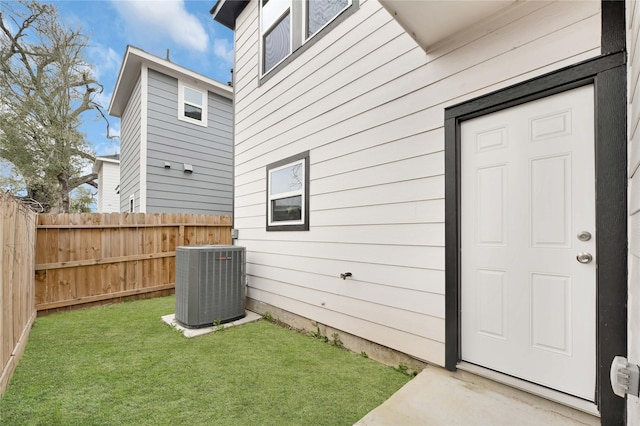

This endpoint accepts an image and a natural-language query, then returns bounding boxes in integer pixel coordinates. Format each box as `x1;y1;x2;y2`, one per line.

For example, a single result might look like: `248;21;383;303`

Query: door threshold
457;362;600;417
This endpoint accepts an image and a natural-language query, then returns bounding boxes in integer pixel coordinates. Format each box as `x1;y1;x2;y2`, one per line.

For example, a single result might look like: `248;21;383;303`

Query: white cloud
92;90;113;111
87;45;121;81
107;121;121;140
91;91;120;140
93;119;121;156
213;38;233;64
111;0;209;53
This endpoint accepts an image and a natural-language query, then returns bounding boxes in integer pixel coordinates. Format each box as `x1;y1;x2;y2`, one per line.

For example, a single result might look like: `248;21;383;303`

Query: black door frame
444;5;627;421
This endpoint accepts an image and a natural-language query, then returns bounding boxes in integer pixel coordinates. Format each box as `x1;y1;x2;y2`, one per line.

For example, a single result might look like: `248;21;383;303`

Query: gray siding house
212;0;636;423
109;46;233;215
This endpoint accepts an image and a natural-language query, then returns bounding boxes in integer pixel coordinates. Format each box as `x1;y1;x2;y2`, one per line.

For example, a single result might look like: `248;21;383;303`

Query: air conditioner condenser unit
175;245;246;328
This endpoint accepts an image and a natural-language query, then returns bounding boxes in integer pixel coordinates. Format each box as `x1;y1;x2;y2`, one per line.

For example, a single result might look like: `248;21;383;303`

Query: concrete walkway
355;366;600;426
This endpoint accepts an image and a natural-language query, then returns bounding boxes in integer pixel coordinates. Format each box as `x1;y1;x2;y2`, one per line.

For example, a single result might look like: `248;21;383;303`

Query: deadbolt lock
577;231;592;242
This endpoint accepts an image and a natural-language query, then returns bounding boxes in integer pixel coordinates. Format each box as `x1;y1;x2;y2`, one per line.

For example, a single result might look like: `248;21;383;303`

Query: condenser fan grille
175;245;246;328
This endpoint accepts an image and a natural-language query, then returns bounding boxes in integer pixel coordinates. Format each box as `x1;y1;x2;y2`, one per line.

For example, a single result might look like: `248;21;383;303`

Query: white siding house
109;46;234;215
213;0;631;423
92;155;120;213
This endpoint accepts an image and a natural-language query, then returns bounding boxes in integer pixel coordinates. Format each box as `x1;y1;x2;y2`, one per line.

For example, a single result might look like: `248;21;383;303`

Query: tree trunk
57;172;70;213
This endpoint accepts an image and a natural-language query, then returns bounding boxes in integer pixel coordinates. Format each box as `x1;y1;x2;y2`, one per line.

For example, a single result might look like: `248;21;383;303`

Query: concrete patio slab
355;365;600;426
161;311;261;338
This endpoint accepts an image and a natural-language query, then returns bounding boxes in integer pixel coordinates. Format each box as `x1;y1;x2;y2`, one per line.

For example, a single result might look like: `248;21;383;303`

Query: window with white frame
267;151;309;231
261;0;355;76
178;81;208;126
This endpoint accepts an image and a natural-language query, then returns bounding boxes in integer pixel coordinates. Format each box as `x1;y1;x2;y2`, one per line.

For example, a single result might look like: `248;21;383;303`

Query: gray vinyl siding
233;0;600;365
119;74;142;212
627;1;640;423
145;69;233;214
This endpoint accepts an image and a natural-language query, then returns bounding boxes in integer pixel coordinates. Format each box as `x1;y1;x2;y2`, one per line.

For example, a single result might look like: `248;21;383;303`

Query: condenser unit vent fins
175;245;246;328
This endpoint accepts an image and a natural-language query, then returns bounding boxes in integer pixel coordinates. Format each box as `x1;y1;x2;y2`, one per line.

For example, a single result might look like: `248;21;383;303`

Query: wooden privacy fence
35;213;232;314
1;193;37;396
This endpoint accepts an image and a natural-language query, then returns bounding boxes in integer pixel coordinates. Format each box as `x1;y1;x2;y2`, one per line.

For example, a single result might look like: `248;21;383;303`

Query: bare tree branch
68;173;98;190
93;103;119;139
70;148;96;162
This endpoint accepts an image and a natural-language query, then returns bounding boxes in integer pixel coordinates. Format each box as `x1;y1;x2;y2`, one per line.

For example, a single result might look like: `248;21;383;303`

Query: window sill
267;223;309;232
177;116;208;127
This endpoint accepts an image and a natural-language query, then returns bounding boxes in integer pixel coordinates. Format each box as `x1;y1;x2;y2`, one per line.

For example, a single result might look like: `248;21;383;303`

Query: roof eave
210;0;249;30
92;157;120;174
108;45;233;118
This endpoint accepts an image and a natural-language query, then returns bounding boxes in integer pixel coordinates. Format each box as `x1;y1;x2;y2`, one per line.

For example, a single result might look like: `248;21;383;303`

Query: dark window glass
184;104;202;121
307;0;348;37
264;12;290;73
272;196;302;222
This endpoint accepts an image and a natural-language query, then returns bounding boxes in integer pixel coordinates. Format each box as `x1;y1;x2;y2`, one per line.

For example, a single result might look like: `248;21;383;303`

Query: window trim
259;0;358;81
266;151;310;231
177;81;208;127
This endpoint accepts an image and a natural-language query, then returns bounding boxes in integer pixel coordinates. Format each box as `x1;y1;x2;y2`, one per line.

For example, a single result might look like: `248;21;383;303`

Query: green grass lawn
0;296;411;425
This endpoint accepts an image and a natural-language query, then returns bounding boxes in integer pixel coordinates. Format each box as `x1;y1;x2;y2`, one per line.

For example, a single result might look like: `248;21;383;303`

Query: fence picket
0;194;36;396
34;213;232;313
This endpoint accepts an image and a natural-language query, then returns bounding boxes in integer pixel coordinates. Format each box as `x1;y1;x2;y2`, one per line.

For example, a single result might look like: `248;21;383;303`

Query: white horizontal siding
628;1;640;423
249;263;444;318
246;277;444;347
242;239;444;269
238;223;444;246
236;176;443;216
247;251;445;294
234;1;259;105
97;162;120;213
233;0;601;365
250;285;446;364
234;199;444;230
235;1;599;161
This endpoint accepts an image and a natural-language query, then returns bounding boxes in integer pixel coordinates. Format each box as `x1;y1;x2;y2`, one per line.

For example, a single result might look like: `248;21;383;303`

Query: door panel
461;85;595;401
530;154;571;247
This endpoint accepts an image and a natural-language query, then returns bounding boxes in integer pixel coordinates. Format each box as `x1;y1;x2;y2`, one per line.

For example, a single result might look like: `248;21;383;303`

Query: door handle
576;252;593;264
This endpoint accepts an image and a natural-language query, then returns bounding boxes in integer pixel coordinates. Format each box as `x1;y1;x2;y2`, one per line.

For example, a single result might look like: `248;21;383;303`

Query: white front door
460;85;596;401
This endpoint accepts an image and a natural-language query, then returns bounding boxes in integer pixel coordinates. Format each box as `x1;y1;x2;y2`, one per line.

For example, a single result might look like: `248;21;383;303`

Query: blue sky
50;0;234;157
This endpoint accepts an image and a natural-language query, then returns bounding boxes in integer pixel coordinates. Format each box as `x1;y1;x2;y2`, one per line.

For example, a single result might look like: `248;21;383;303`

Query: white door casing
460;85;596;401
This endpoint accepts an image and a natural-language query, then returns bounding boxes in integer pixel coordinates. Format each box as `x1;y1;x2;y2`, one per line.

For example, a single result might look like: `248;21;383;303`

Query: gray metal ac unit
175;245;246;328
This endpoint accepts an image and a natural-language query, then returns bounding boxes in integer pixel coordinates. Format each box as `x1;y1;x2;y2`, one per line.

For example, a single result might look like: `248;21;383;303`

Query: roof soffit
378;0;519;51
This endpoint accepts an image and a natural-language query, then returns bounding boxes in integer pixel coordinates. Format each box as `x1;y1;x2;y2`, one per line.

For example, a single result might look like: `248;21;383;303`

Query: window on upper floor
307;0;349;37
260;0;356;77
267;151;309;231
178;81;208;127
